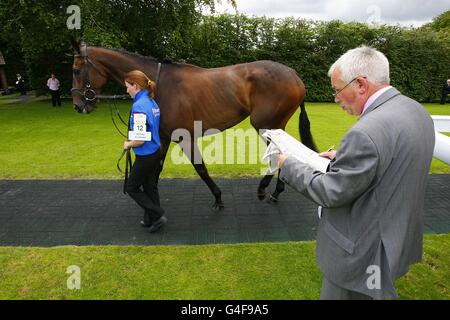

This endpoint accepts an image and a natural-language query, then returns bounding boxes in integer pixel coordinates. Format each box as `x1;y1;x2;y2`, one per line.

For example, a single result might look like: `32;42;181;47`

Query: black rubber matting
0;176;449;247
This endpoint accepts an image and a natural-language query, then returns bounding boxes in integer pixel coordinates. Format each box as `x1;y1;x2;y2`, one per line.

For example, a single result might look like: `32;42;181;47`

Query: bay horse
71;41;317;210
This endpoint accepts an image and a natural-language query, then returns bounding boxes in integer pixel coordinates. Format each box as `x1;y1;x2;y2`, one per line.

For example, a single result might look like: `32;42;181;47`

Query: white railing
431;116;450;165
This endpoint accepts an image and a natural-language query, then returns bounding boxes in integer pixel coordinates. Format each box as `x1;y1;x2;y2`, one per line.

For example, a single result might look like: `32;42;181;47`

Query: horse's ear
70;37;80;54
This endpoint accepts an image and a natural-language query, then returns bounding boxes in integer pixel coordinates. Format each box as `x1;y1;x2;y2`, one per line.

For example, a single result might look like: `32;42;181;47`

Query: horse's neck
91;48;159;85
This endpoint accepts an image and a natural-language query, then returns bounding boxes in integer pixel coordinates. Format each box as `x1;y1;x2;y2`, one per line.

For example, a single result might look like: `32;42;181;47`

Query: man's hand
319;150;336;160
278;148;336;168
278;154;289;168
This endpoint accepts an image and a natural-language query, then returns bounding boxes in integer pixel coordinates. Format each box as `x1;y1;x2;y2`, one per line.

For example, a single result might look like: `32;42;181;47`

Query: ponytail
146;79;157;99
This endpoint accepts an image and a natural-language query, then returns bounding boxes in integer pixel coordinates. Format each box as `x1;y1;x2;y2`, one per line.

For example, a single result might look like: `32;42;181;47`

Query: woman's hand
124;141;132;150
124;140;145;150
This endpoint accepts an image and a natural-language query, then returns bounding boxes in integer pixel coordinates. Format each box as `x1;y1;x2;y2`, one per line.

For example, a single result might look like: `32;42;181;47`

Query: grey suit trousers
320;277;372;300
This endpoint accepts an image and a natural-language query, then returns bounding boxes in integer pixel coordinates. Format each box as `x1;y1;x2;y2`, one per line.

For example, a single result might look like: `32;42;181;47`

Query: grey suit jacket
280;88;435;299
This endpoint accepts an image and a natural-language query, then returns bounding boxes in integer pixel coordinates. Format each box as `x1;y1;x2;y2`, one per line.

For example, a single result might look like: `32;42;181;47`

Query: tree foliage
0;0;222;95
0;2;447;102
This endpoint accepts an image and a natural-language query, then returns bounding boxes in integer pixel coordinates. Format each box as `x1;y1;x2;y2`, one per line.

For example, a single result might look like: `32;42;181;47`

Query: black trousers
440;92;449;105
125;149;164;224
18;85;26;95
50;89;61;106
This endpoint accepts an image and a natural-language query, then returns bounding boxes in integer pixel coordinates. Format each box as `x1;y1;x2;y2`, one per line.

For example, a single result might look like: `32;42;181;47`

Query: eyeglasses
332;76;366;97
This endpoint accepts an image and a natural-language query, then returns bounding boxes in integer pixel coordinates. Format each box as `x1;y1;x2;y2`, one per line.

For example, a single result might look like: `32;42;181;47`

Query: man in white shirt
47;73;61;106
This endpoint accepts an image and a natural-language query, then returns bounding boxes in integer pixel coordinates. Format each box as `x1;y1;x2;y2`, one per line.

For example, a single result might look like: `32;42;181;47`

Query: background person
440;79;450;105
123;70;166;233
47;73;61;106
278;46;435;300
15;73;26;95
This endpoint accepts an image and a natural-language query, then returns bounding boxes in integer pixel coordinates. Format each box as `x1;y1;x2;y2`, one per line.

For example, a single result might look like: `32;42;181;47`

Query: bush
0;2;448;102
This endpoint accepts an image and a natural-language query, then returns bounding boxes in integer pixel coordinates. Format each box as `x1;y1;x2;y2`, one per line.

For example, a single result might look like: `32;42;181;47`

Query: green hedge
0;1;448;102
188;16;449;102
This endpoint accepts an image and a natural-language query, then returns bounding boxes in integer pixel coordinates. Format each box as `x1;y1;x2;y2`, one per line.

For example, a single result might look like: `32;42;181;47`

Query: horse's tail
299;101;317;152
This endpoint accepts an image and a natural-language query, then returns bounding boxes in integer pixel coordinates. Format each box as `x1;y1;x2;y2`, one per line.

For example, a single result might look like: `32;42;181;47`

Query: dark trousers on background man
18;85;26;96
440;92;449;105
50;89;61;106
125;149;164;225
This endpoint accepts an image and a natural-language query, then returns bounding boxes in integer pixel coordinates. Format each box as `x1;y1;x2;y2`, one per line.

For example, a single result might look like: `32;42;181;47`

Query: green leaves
0;0;219;95
0;3;448;102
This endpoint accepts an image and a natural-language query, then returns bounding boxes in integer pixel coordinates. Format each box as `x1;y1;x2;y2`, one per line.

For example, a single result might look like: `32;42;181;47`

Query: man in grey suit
278;46;435;299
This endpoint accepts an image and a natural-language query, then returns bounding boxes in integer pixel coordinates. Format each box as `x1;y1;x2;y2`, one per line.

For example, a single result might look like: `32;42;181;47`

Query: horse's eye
73;69;80;75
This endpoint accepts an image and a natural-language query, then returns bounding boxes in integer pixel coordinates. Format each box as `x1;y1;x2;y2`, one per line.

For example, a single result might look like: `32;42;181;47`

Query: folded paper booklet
262;129;330;174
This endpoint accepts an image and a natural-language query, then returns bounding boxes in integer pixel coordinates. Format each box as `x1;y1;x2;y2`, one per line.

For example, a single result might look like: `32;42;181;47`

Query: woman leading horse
71;41;317;210
123;70;167;233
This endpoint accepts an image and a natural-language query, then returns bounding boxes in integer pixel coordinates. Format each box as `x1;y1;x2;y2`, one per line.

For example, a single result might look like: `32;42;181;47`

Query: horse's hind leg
251;119;285;203
257;140;275;200
258;168;286;204
181;138;224;211
267;170;285;204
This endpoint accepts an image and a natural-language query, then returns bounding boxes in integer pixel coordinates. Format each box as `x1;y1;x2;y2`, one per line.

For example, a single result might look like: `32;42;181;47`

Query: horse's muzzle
74;103;85;113
74;103;92;114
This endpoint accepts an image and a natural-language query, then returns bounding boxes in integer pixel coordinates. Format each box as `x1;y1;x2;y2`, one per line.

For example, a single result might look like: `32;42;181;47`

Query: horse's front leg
181;138;224;211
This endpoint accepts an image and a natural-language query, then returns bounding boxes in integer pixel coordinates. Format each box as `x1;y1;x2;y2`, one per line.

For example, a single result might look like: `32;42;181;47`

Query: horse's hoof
257;191;266;201
212;201;225;211
266;194;278;204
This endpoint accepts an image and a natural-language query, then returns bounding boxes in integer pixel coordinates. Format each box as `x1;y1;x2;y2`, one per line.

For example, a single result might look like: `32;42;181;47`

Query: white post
431;116;450;165
434;132;450;165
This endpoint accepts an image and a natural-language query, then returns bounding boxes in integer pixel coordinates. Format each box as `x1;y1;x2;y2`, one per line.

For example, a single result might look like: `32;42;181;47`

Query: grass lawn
0;99;20;105
0;233;448;300
0;93;21;105
0;96;448;300
0;98;449;179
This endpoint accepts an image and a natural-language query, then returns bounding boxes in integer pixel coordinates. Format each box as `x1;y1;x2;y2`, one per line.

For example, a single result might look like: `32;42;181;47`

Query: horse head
70;39;108;114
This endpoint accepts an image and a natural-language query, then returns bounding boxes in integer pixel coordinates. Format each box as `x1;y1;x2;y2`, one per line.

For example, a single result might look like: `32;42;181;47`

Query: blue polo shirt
129;90;161;156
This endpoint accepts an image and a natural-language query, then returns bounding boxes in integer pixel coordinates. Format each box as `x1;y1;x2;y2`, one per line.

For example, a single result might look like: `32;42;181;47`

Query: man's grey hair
328;46;390;85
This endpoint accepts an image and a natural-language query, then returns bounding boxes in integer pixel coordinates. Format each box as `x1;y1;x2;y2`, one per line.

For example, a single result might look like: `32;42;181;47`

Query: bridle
71;42;99;102
71;42;162;107
71;42;129;105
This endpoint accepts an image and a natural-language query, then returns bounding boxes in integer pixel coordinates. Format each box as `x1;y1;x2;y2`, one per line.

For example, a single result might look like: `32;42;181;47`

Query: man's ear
357;77;368;94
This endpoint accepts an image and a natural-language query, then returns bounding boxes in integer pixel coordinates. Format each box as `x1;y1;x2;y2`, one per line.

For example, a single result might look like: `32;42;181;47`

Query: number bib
129;113;152;141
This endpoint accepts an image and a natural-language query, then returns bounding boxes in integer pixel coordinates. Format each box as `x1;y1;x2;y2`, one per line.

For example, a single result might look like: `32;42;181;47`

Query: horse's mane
92;46;186;67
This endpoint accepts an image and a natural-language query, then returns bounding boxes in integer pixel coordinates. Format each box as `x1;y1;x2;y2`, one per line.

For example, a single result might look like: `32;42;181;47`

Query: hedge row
0;1;448;102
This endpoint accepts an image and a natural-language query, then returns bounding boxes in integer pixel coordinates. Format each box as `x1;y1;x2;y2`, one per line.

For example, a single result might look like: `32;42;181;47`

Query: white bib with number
129;113;152;141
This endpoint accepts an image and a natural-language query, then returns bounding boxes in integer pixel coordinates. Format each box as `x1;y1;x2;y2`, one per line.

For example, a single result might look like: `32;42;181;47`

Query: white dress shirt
361;86;392;115
47;78;60;91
